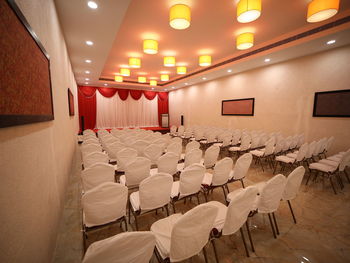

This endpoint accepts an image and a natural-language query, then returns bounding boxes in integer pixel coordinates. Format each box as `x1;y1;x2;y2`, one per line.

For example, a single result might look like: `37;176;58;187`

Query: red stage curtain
118;89;129;100
97;87;118;98
130;90;143;100
143;91;157;100
157;92;169;126
78;87;96;131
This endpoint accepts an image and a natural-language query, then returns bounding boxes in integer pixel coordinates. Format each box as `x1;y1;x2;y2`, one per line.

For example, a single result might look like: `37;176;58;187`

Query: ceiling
55;0;350;91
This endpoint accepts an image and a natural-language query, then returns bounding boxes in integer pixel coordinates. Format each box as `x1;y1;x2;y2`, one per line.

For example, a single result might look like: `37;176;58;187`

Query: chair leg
336;173;344;189
329;176;337;195
211;238;220;263
239;227;250;257
273;161;278;174
240;179;245;188
268;213;277;238
344;170;350;183
272;212;280;235
171;201;176;213
245;221;255;252
305;170;313;185
225;184;230;194
203;190;208;202
165;204;169;216
123;216;128;231
221;185;227;200
196;193;201;205
202;246;209;263
287;200;297;224
133;212;139;231
259;158;264;172
128;201;131;224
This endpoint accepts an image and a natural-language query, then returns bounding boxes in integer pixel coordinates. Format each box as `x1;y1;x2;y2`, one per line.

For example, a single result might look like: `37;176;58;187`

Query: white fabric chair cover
325;136;335;152
131;173;173;211
83;129;95;135
130;140;149;156
152;152;179;176
177;126;185;136
83;231;156;263
81;163;115;192
185;140;200;154
144;144;163;165
82;182;128;227
150;202;218;262
115;148;137;171
121;157;151;187
105;142;125;160
182;148;202;169
282;166;305;201
170;125;177;135
83;152;109;169
82;144;102;155
166;142;182;159
171;137;182;145
82;138;99;146
175;163;205;198
256;174;287;213
203;145;220;168
229;153;252;180
204;157;233;186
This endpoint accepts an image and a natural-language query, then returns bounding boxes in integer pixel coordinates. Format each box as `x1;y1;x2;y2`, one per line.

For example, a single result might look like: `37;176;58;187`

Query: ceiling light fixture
143;39;158;54
138;76;147;83
202;77;207;80
85;59;92;63
177;66;187;74
236;32;254;50
160;74;169;81
129;58;141;68
327;39;336;45
152;87;155;90
165;89;168;91
150;80;157;86
169;4;191;30
307;0;339;23
172;87;175;89
164;56;176;67
199;55;211;66
85;70;90;74
85;78;90;81
104;84;108;86
227;69;232;73
264;58;270;62
86;40;94;46
87;1;98;9
114;76;123;82
120;68;130;76
185;83;188;85
85;82;89;84
237;0;261;23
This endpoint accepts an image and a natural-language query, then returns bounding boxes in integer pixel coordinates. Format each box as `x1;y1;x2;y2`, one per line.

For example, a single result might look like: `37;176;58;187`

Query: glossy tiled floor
53;146;350;263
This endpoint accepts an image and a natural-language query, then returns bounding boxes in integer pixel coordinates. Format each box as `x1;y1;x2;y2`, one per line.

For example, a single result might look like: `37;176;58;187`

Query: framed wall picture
222;98;255;116
68;89;74;116
0;0;54;128
313;89;350;117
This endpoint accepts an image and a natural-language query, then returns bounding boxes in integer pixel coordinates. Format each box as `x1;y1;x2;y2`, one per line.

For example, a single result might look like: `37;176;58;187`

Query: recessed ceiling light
185;83;188;85
85;59;91;63
87;1;98;9
151;87;155;90
264;58;271;62
227;69;232;73
202;77;207;80
85;70;90;74
172;87;175;89
85;82;88;84
86;40;94;46
165;89;168;91
104;83;108;86
85;78;90;81
327;39;336;45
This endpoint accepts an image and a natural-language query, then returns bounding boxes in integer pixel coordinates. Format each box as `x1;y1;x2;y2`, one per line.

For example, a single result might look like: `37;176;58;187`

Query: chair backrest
82;138;99;146
295;143;308;162
282;137;292;152
82;182;128;227
264;138;275;156
82;144;102;155
250;136;260;149
231;153;252;180
274;138;284;154
289;135;299;149
124;157;151;187
206;132;216;143
257;174;287;213
184;149;202;168
305;141;316;159
157;152;179;175
221;136;232;147
211;157;233;186
83;231;156;263
177;126;185;136
325;136;335;152
282;166;305;201
339;151;350;172
185;140;200;154
116;148;138;171
170;202;218;262
139;173;173;210
179;163;205;197
240;135;251;151
105;142;125;160
167;142;182;158
81;163;115;192
296;134;305;148
83;152;109;168
203;145;220;168
143;144;163;164
194;129;204;140
222;186;258;235
313;139;324;156
83;129;95;135
170;125;177;134
130;140;149;156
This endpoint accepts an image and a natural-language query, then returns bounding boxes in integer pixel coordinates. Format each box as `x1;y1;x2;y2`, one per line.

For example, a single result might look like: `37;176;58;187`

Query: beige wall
169;45;350;155
0;0;78;262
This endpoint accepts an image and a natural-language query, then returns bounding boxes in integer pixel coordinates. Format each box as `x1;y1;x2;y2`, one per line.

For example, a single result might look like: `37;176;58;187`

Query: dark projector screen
313;90;350;117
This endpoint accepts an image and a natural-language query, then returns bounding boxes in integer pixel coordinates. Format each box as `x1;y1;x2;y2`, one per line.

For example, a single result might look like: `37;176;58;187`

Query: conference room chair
170;163;206;213
114;147;137;172
228;153;253;190
177;148;202;172
119;157;151;190
202;145;220;169
249;135;261;151
82;151;109;169
280;136;292;155
250;138;275;172
175;125;185;137
202;157;233;201
229;134;251;158
166;142;182;160
170;136;182;146
181;140;200;160
81;163;115;192
82;138;99;146
288;135;300;152
258;133;269;148
243;174;287;239
169;125;177;136
273;143;308;174
193;129;205;141
327;148;350;162
296;134;305;149
311;138;327;161
104;141;125;162
151;202;218;263
308;151;350;194
82;231;156;263
130;140;149;157
181;130;193;144
81;182;128;251
323;136;335;158
129;173;173;230
150;152;179;177
282;166;305;224
210;186;259;261
200;132;217;150
81;144;102;157
143;144;163;165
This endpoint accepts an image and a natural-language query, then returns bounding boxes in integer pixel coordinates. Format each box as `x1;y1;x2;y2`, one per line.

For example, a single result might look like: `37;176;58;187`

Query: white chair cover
155;152;179;175
123;157;151;187
82;144;102;156
185;140;200;154
81;163;115;192
167;142;182;159
83;152;109;168
130;140;149;156
83;231;156;263
282;166;305;201
144;144;163;165
183;148;202;168
211;157;233;186
83;129;95;135
230;153;252;180
203;145;220;168
82;182;128;227
178;163;205;197
171;137;182;145
105;142;125;160
116;148;138;171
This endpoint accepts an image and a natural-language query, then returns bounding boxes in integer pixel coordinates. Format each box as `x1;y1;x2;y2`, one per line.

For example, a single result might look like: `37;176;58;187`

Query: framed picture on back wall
221;98;255;116
313;89;350;117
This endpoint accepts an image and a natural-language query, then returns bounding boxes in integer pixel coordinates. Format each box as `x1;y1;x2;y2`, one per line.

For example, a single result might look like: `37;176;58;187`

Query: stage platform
84;127;170;134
